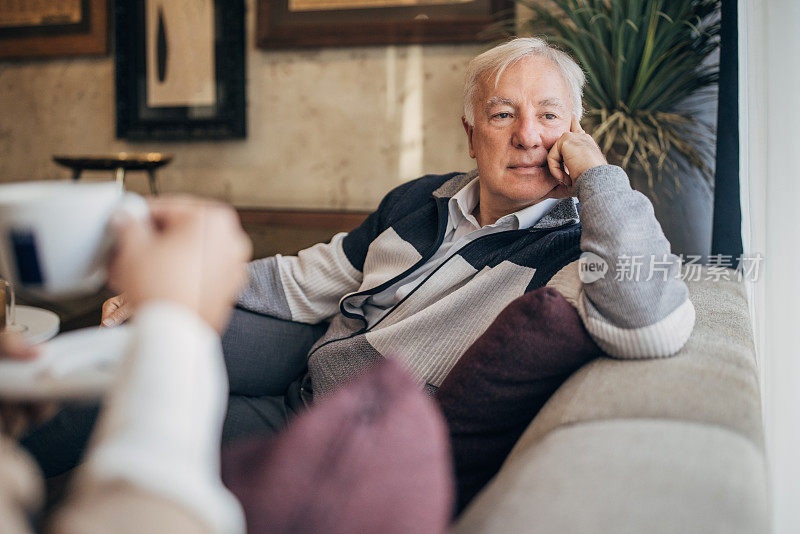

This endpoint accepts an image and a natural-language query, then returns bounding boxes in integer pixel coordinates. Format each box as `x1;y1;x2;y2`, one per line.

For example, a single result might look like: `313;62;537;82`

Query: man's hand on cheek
547;115;607;189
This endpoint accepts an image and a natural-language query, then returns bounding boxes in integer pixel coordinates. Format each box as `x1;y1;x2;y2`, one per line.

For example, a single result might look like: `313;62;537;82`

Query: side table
53;153;172;195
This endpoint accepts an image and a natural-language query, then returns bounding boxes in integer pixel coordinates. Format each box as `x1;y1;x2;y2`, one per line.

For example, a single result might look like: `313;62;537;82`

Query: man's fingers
100;300;116;326
110;304;131;325
101;297;130;327
101;298;119;313
570;114;585;133
547;136;568;185
569;115;586;133
102;304;130;327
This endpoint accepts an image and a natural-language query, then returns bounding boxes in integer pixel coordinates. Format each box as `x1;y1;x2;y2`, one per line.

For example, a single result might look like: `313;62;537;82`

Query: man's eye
544;113;557;120
493;112;512;119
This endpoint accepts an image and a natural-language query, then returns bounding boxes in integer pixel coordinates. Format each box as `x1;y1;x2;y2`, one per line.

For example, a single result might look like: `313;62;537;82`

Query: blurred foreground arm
0;334;46;534
50;198;250;533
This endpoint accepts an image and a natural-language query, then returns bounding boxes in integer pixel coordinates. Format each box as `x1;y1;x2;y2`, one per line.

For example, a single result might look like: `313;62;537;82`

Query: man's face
463;56;574;220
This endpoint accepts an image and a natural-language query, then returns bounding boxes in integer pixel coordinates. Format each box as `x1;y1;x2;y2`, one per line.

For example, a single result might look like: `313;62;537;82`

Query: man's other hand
100;292;130;327
107;197;253;333
547;115;607;188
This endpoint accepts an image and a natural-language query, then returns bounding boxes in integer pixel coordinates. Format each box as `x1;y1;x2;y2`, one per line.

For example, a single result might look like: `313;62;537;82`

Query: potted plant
505;0;721;255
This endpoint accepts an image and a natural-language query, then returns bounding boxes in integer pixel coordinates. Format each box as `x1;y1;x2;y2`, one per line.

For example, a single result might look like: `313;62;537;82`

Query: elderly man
25;37;694;473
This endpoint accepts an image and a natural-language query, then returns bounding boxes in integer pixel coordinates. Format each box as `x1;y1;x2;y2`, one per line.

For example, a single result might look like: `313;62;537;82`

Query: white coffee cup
0;181;148;300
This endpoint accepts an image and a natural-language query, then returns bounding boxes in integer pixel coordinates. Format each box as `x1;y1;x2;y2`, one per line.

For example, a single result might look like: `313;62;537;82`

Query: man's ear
462;116;476;159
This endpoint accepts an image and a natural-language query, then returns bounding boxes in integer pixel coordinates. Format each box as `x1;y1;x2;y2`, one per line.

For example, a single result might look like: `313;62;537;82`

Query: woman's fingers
0;332;37;360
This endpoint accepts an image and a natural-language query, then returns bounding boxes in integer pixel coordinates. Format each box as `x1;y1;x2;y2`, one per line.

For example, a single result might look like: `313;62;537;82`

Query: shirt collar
447;177;481;230
447;176;564;231
513;197;560;229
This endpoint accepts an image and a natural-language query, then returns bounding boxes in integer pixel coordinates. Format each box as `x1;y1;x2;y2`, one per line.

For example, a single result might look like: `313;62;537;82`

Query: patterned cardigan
238;165;695;398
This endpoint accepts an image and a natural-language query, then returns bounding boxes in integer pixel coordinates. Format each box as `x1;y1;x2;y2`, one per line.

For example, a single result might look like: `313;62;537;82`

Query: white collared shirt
362;177;559;327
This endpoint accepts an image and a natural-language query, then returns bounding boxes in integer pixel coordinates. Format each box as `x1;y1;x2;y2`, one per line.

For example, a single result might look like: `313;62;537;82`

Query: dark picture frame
256;0;513;48
0;0;109;60
115;0;246;141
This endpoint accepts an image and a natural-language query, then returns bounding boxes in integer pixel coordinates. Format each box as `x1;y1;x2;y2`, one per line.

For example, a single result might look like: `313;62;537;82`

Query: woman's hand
0;333;57;439
108;198;252;333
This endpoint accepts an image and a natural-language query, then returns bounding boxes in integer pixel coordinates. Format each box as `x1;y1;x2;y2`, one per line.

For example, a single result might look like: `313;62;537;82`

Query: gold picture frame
0;0;109;60
257;0;512;48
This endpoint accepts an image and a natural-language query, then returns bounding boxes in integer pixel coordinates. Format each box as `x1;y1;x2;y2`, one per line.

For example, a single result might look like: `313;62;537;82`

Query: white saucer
12;305;61;345
0;326;131;401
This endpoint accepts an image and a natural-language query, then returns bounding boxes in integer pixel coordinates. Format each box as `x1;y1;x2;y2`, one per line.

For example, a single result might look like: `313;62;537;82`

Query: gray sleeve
236;256;293;320
235;232;364;324
568;165;695;358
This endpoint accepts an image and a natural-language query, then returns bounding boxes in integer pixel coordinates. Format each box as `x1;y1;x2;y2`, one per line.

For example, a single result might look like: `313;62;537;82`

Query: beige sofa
454;270;768;533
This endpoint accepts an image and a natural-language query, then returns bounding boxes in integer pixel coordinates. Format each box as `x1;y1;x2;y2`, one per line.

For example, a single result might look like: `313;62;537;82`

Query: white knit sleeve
81;302;244;534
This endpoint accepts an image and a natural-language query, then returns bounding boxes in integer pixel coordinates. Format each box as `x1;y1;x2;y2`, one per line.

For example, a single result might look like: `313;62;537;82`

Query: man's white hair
463;37;586;126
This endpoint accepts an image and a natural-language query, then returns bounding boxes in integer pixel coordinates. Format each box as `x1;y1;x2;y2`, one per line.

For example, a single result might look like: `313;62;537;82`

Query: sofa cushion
454;420;769;534
456;271;767;533
509;273;763;451
221;359;453;534
436;287;603;512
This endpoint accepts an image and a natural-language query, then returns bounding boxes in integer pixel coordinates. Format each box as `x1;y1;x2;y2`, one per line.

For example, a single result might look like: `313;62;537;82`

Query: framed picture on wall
115;0;246;140
0;0;108;60
256;0;513;48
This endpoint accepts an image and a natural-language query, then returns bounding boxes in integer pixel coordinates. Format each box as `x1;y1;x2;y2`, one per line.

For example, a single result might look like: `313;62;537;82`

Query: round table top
53;153;173;171
10;305;61;345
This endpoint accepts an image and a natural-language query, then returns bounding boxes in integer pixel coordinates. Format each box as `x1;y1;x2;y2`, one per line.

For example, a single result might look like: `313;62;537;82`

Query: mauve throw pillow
221;359;454;534
436;287;603;513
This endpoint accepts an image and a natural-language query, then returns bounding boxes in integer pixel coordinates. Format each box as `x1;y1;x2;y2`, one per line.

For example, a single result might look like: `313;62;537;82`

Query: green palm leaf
509;0;720;190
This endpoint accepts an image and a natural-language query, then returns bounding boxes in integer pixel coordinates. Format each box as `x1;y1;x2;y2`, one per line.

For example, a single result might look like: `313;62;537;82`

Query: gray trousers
21;308;327;478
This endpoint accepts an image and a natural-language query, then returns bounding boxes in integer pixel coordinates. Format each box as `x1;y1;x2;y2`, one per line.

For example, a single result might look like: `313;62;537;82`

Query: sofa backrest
454;269;769;534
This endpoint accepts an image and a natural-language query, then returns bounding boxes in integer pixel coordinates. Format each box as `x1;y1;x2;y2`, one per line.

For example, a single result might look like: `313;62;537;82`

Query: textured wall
0;0;480;210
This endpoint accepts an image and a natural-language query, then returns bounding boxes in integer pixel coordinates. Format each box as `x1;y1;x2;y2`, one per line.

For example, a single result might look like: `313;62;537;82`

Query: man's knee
222;394;294;444
222;308;326;397
222;308;326;363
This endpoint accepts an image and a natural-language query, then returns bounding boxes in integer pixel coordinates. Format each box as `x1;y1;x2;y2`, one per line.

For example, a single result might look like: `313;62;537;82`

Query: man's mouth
507;162;547;170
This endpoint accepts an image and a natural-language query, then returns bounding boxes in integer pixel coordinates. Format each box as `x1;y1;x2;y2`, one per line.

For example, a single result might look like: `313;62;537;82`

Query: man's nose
511;115;543;150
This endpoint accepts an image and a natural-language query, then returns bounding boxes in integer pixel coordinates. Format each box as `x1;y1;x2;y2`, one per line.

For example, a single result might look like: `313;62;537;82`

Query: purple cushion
436;287;603;512
221;359;453;534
